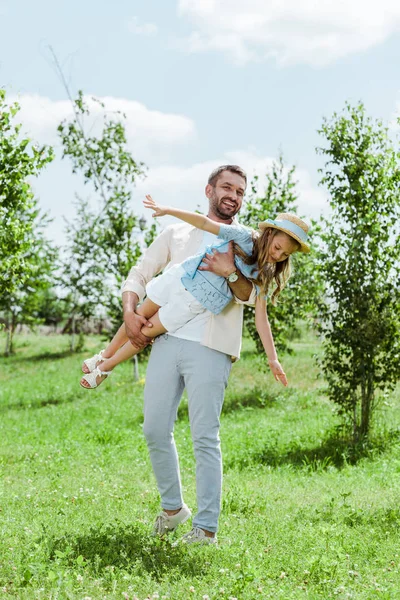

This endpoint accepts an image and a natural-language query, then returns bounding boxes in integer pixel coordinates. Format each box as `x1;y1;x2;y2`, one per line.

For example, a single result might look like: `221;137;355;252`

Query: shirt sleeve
217;223;253;247
121;226;172;301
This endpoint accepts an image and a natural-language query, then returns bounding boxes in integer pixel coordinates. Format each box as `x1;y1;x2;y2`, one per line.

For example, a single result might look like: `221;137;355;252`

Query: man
121;165;255;543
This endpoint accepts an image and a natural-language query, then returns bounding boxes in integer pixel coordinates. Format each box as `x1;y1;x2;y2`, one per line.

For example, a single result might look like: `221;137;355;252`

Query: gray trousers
143;334;232;533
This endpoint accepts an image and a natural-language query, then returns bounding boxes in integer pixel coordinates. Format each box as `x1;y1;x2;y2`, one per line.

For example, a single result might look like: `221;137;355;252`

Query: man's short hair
208;165;247;188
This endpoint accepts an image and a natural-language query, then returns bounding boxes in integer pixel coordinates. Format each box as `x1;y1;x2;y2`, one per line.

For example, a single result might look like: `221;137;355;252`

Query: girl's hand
268;359;288;387
143;195;169;218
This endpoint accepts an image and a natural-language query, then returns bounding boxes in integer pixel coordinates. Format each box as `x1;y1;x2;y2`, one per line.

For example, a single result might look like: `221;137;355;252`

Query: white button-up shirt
121;222;256;359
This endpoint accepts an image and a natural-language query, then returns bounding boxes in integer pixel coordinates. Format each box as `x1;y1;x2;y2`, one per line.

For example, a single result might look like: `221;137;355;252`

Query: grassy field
1;330;400;599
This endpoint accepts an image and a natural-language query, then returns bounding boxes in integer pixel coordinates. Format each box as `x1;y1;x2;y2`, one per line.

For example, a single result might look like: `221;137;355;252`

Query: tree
0;89;54;297
0;211;58;355
57;91;156;349
240;155;320;355
316;102;400;441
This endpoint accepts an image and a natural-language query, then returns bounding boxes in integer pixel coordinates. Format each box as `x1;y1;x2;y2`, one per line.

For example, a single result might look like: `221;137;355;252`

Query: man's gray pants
143;334;232;533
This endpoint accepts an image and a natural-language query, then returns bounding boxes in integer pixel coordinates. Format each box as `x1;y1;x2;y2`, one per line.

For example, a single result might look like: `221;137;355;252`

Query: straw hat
259;213;310;253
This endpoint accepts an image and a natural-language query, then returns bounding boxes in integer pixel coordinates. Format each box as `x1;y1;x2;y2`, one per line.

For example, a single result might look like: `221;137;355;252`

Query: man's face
206;171;246;221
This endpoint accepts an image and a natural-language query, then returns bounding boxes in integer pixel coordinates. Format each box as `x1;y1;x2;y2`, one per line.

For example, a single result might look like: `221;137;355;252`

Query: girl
80;195;310;389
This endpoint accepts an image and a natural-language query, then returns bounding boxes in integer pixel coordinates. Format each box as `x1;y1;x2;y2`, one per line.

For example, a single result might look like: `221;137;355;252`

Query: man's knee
192;426;221;453
143;418;172;446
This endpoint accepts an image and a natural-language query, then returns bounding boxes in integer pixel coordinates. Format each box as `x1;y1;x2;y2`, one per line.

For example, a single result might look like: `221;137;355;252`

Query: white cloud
177;0;400;67
127;16;158;36
9;94;196;164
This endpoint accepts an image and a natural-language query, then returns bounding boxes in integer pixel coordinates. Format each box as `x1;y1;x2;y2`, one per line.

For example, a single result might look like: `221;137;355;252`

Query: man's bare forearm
227;270;252;301
122;291;140;317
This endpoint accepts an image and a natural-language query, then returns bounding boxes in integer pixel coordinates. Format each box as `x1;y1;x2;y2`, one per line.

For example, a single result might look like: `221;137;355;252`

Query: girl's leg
105;298;161;357
80;302;168;388
82;323;129;373
102;324;129;358
101;312;167;371
82;298;162;374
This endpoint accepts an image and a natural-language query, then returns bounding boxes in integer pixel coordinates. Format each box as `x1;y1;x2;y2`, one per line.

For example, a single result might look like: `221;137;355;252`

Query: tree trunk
5;328;11;356
132;355;139;382
360;376;374;439
4;312;16;356
70;312;76;352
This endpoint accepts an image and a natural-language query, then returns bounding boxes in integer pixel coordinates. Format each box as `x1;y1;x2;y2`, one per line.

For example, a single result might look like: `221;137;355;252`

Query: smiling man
121;165;256;544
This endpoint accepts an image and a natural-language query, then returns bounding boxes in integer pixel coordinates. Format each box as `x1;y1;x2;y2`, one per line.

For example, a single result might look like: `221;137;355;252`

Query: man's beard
209;190;240;220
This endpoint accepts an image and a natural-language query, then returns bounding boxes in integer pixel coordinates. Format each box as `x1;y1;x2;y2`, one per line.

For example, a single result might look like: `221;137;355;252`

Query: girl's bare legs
82;298;162;373
81;323;129;374
80;299;167;388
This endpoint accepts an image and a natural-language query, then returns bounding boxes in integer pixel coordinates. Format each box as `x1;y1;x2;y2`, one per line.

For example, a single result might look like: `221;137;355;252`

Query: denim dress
180;224;259;314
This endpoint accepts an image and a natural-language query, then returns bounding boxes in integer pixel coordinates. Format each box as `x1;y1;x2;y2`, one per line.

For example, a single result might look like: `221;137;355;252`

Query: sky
1;0;400;243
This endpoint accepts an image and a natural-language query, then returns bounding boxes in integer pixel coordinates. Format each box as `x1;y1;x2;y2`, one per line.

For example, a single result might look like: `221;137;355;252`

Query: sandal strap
83;349;106;372
96;366;112;376
81;366;112;389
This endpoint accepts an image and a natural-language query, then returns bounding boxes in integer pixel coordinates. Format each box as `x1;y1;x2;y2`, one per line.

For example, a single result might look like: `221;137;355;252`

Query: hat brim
258;222;310;253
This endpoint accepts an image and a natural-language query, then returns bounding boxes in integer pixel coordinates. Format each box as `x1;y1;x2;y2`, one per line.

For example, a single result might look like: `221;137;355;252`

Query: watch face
228;272;239;283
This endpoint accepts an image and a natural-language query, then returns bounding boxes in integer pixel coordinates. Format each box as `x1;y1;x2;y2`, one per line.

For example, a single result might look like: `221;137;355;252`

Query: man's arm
122;291;153;350
121;226;172;348
198;242;255;303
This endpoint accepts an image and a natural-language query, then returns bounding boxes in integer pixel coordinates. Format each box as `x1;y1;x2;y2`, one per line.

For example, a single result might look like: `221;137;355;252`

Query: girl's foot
82;350;106;374
80;365;113;389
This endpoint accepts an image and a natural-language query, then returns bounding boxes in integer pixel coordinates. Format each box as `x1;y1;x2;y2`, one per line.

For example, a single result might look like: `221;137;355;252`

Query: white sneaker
175;526;217;545
152;504;191;537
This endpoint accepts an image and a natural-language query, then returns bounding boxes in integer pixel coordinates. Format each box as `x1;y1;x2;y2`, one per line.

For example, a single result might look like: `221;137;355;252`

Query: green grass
1;331;400;599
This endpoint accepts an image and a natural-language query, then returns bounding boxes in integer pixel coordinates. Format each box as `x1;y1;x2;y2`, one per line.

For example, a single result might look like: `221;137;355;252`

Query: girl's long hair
233;228;298;304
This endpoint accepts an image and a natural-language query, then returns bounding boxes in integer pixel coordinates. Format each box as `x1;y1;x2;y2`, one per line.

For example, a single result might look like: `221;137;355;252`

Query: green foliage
0;90;58;354
58;91;157;345
240;154;320;355
0;211;59;355
316;102;400;441
0;89;55;297
35;288;70;329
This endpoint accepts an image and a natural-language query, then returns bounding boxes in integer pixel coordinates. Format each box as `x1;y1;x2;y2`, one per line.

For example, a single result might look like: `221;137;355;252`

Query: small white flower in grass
122;593;129;600
76;574;83;582
152;593;160;599
257;587;263;592
219;568;226;573
189;586;195;593
279;571;287;579
219;589;225;595
235;563;241;568
202;595;210;600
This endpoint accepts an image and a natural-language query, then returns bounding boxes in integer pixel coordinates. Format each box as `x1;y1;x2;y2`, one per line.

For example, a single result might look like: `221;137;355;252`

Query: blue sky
1;0;400;241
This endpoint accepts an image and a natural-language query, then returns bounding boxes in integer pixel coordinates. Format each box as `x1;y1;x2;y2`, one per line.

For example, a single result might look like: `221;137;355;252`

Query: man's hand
268;359;288;387
198;241;236;277
143;194;169;218
124;311;153;350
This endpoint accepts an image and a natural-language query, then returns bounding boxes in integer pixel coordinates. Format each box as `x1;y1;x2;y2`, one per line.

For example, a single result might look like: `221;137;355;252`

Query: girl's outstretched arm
143;195;221;236
255;296;288;387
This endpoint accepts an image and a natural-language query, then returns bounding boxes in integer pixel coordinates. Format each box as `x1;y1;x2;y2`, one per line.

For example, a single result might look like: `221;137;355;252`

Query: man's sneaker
152;504;191;537
175;526;217;545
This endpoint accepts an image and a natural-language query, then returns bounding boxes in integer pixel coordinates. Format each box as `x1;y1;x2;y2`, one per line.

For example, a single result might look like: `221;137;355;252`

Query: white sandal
82;349;105;373
80;366;112;389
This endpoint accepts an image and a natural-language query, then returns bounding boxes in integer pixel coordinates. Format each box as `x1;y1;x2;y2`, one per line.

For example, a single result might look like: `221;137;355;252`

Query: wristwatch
226;270;239;283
